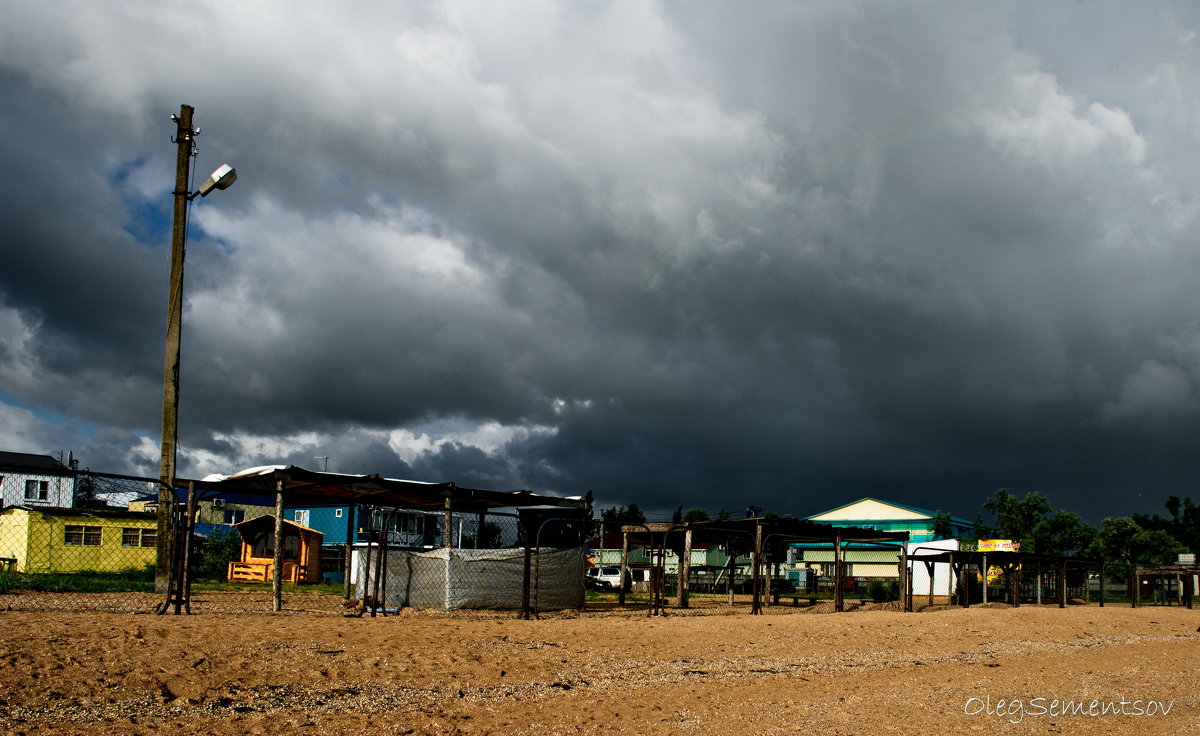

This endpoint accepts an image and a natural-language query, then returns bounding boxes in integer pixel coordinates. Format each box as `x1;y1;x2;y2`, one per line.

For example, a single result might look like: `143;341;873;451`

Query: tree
194;529;241;580
1133;495;1200;554
682;508;711;523
1088;517;1145;561
463;521;504;549
931;510;953;540
1032;510;1096;557
981;488;1051;540
600;504;646;527
1131;529;1185;565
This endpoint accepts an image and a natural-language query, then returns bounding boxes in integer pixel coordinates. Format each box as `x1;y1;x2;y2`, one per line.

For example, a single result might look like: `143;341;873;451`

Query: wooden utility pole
156;104;195;595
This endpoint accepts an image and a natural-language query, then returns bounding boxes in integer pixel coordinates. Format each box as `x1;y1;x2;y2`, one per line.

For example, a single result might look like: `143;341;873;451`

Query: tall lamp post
156;104;237;597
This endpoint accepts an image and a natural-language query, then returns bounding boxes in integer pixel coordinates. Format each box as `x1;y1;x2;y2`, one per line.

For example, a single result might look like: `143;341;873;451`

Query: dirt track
1;601;1197;735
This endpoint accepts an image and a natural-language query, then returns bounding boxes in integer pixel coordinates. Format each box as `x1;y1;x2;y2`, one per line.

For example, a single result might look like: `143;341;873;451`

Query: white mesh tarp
353;546;585;611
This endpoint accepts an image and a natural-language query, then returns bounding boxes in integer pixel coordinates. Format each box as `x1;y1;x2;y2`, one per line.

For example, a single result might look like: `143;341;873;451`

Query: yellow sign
977;539;1020;552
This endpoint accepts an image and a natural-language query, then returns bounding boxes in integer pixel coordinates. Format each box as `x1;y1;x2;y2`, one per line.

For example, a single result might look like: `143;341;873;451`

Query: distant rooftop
0;451;69;473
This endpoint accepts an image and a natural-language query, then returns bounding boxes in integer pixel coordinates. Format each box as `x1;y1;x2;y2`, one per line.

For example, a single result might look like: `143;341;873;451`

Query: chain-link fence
1;467;591;616
0;470;163;612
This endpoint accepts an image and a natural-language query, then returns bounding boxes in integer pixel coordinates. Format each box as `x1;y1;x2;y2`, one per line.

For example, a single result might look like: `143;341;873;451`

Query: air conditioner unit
212;498;226;509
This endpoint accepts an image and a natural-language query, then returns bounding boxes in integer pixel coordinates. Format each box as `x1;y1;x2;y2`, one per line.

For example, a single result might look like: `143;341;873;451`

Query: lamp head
196;163;237;197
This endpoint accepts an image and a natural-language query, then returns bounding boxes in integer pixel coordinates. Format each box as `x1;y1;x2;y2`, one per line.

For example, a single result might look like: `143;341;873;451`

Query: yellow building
0;506;158;574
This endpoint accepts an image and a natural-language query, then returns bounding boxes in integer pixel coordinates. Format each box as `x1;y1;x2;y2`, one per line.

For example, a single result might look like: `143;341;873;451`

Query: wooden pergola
903;549;1198;610
159;466;591;615
618;517;909;615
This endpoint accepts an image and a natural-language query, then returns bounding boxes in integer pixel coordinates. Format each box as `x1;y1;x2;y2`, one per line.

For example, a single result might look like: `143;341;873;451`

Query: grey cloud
3;2;1200;521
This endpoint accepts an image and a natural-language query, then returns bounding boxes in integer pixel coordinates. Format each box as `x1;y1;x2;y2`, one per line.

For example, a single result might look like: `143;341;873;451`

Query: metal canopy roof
198;465;591;513
621;517;910;547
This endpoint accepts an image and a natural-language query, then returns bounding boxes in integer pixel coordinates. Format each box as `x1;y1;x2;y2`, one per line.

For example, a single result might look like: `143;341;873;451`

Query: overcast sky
3;2;1200;523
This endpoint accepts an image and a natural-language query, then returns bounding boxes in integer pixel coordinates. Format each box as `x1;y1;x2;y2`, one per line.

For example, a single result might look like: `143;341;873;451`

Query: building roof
132;488;277;508
200;465;592;513
0;451;70;474
0;505;155;521
806;497;974;526
233;513;323;537
620;517;909;550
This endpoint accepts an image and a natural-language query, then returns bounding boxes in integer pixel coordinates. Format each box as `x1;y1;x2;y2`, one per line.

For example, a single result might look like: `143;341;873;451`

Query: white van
585;566;623;590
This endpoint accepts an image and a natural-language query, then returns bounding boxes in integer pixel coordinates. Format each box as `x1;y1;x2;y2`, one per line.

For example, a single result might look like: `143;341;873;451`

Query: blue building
282;503;451;548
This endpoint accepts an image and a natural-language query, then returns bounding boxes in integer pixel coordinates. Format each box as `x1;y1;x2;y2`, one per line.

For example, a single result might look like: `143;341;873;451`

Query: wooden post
1036;559;1042;604
925;560;935;608
618;531;629;606
1057;560;1067;608
443;496;453;548
834;534;844;612
342;504;356;601
751;521;763;614
959;563;970;608
1130;564;1139;609
981;552;988;605
948;552;955;605
177;480;197;614
156;104;195;597
726;551;736;606
898;542;909;612
272;483;284;612
1099;561;1105;607
678;528;692;608
521;522;533;620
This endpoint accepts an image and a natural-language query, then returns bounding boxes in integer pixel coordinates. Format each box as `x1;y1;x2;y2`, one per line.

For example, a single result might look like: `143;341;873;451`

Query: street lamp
156;104;237;598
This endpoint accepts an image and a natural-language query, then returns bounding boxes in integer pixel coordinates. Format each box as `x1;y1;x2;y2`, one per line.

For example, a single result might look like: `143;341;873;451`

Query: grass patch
0;566;156;594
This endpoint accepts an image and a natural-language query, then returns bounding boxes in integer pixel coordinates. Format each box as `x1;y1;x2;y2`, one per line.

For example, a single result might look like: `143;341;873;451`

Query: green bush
193;530;242;581
868;580;899;603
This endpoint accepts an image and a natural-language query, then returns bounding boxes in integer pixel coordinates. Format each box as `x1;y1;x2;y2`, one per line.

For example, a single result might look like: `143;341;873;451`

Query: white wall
906;539;961;597
0;471;74;508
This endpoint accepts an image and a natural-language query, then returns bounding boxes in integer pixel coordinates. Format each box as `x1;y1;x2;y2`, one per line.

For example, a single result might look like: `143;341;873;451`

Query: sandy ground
0;597;1197;735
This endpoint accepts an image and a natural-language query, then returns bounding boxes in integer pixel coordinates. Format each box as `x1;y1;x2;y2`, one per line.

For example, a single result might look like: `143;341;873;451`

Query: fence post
272;483;284;612
342;503;356;601
618;531;629;606
678;527;692;609
834;534;844;612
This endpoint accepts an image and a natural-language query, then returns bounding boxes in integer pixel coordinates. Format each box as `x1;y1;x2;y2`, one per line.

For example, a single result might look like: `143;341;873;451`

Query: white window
335;508;343;518
25;479;50;502
294;509;310;527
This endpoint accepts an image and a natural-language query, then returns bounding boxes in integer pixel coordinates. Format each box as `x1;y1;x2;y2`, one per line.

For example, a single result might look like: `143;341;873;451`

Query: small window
65;525;102;546
335;508;343;518
294;509;310;527
25;479;50;502
122;528;157;547
223;509;245;525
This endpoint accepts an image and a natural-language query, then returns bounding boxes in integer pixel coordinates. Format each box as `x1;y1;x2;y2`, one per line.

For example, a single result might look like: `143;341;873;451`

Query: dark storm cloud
4;2;1200;523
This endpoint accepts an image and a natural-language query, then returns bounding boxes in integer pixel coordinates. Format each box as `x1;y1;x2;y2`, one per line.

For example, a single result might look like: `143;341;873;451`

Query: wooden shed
227;515;323;584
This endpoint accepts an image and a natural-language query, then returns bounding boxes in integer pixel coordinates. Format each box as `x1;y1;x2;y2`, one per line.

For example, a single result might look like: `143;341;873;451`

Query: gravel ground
0;599;1197;735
